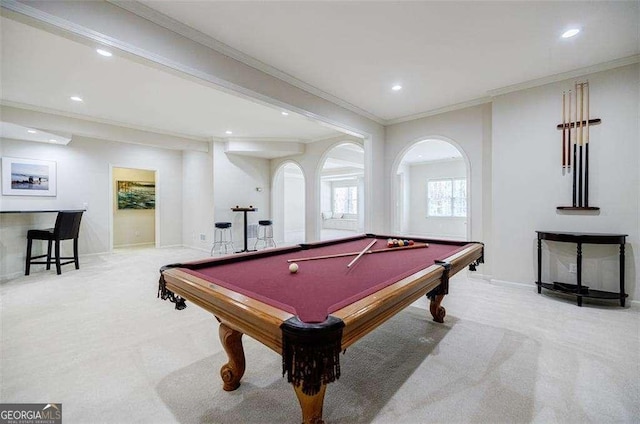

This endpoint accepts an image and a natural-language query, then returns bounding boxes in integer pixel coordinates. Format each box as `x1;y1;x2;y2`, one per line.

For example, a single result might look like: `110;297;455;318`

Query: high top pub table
231;206;257;252
536;231;627;307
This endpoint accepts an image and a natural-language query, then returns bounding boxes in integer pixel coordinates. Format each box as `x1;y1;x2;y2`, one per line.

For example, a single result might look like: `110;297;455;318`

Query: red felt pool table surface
182;236;469;323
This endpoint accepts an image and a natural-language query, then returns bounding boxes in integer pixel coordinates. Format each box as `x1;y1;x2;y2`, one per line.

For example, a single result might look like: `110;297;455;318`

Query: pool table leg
218;322;246;391
429;294;446;323
294;383;326;424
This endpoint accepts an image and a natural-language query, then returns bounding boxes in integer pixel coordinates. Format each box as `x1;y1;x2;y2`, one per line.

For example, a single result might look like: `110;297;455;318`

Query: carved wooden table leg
219;322;245;391
429;293;446;323
294;384;326;424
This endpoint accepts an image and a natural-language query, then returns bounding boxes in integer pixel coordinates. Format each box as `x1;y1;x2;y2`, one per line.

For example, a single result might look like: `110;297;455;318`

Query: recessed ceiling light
27;129;37;134
49;139;57;143
392;84;402;91
281;111;289;116
225;130;233;135
70;96;83;102
561;28;580;38
96;48;113;57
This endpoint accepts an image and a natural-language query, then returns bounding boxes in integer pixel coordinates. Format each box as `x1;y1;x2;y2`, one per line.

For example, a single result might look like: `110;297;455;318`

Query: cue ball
289;263;299;273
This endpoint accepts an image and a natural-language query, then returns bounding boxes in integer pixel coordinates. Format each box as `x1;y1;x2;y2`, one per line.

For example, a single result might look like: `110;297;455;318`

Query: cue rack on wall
556;80;601;211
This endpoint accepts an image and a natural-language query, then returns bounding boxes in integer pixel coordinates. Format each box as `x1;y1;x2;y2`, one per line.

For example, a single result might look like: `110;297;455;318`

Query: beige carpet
1;247;638;423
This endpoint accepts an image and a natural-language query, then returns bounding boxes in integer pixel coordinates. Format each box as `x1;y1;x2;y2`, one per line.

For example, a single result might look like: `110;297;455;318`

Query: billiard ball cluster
387;238;414;247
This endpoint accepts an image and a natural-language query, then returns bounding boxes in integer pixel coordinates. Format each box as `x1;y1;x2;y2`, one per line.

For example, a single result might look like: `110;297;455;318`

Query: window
333;186;358;214
427;178;466;217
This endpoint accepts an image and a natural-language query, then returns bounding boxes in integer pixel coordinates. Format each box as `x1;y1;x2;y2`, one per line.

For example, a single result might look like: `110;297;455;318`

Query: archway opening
272;162;305;246
319;143;364;240
395;139;468;240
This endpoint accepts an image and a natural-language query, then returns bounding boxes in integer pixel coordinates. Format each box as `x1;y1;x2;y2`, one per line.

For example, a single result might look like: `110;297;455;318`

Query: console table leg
537;237;542;294
620;243;626;307
576;243;583;307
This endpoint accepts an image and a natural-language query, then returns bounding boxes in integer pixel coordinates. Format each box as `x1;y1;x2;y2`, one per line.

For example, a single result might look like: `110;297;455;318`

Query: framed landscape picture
117;180;156;209
1;157;57;196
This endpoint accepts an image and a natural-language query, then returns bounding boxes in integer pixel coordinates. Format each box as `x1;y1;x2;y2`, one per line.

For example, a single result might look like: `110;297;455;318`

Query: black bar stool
254;220;276;250
211;222;234;255
25;210;84;275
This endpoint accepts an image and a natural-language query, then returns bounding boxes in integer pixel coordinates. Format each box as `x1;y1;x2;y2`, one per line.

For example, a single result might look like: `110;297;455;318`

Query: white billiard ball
289;263;299;273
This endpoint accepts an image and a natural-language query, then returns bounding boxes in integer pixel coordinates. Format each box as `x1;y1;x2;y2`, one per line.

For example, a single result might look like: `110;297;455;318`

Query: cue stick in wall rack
578;81;583;207
287;242;429;263
562;91;566;174
556;80;599;211
584;81;590;206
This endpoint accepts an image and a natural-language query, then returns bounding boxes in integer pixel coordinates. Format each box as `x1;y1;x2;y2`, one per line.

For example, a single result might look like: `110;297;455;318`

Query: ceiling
0;16;342;144
139;0;639;122
1;1;638;154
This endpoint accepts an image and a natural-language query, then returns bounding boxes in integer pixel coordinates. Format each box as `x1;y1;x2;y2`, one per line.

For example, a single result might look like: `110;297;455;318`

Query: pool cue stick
572;87;577;206
286;243;429;263
578;82;584;207
562;91;566;174
584;81;590;206
567;90;572;173
347;239;377;268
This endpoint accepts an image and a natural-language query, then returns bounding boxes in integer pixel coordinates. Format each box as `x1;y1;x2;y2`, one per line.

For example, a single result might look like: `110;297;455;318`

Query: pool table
159;234;483;423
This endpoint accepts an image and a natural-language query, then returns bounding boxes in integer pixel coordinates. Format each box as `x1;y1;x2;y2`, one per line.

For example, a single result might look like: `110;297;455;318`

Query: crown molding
1;100;210;144
108;0;385;125
387;97;493;126
487;54;640;97
224;138;305;159
224;137;305;143
388;55;639;125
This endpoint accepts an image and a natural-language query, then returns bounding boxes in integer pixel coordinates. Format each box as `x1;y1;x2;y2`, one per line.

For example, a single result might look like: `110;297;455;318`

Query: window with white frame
427;178;467;217
333;185;358;214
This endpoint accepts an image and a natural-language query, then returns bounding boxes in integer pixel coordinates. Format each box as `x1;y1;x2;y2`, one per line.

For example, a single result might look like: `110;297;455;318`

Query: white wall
492;64;639;299
112;167;155;247
386;104;491;272
182;149;214;252
212;142;271;248
283;167;305;241
320;180;331;214
0;135;184;279
396;162;410;233
407;159;467;239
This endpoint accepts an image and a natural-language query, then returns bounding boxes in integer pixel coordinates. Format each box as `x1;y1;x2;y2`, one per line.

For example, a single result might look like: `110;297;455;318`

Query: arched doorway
272;162;305;245
394;138;469;240
319;143;364;240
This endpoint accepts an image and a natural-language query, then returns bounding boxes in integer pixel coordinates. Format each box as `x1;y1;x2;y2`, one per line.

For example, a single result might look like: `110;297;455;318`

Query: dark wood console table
536;231;627;307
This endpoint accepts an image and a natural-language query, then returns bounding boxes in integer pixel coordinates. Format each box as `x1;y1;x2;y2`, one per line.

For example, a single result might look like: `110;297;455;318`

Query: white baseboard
179;244;210;253
468;272;492;281
0;270;24;282
488;278;534;291
114;242;155;249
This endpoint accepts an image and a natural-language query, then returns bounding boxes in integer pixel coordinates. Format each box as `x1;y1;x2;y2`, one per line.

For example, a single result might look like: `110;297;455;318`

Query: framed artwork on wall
1;156;57;196
117;180;156;209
